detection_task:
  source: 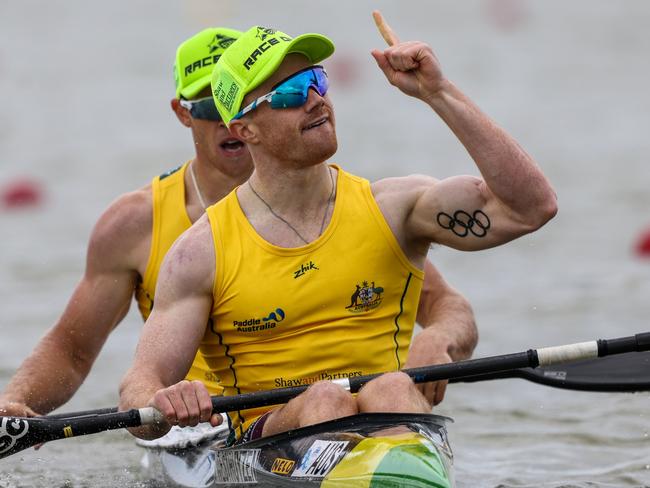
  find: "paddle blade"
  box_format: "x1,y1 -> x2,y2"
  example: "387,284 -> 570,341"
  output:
453,351 -> 650,392
0,417 -> 55,459
0,409 -> 144,459
521,351 -> 650,391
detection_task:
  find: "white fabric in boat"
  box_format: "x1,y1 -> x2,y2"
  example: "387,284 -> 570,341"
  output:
135,417 -> 228,449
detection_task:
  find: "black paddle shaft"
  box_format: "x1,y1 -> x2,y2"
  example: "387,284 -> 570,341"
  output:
209,351 -> 538,413
211,333 -> 650,413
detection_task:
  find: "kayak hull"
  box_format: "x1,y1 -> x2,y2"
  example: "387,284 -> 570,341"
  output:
141,413 -> 454,488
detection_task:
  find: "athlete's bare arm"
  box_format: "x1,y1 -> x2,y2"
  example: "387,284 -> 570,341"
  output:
370,12 -> 557,259
416,260 -> 477,359
0,188 -> 152,417
409,259 -> 477,405
119,216 -> 219,440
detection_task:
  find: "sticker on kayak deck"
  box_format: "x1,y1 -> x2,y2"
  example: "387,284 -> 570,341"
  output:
271,457 -> 295,475
292,440 -> 349,478
214,449 -> 260,484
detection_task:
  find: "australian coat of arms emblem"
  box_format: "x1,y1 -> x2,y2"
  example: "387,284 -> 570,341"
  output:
345,280 -> 383,313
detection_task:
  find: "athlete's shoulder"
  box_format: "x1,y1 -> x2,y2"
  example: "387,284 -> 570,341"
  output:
159,215 -> 215,294
337,166 -> 437,195
372,174 -> 438,196
86,186 -> 154,269
369,175 -> 439,236
97,185 -> 153,236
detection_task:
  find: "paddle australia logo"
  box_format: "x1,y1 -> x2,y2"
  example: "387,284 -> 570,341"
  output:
294,260 -> 319,279
233,308 -> 285,333
345,280 -> 384,313
292,440 -> 349,478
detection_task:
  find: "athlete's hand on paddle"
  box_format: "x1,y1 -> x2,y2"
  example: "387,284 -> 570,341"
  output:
0,401 -> 47,449
149,380 -> 222,429
404,329 -> 453,406
371,10 -> 447,103
0,400 -> 39,418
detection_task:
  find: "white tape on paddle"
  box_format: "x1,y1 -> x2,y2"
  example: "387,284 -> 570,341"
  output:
536,340 -> 599,366
332,378 -> 351,390
139,407 -> 165,425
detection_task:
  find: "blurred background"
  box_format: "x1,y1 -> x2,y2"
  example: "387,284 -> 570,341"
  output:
1,0 -> 649,486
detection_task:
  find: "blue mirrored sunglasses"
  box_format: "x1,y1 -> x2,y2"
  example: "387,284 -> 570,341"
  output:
179,96 -> 222,121
232,65 -> 328,121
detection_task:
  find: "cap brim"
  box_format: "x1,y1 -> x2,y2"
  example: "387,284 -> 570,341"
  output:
286,33 -> 335,65
247,33 -> 335,104
178,74 -> 212,99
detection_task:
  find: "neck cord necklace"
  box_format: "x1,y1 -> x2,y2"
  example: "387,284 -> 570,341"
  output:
189,160 -> 208,210
248,168 -> 335,245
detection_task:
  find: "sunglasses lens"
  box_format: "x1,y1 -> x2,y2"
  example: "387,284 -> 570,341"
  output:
270,67 -> 329,109
312,67 -> 329,96
188,98 -> 222,121
270,92 -> 305,109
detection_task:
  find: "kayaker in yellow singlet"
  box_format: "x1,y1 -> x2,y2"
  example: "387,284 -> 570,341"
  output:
0,27 -> 476,421
119,13 -> 556,442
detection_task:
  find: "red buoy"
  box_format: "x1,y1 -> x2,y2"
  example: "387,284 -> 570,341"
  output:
1,179 -> 43,208
634,227 -> 650,258
485,0 -> 528,32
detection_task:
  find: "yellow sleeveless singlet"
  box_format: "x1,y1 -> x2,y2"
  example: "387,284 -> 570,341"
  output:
202,165 -> 424,438
135,162 -> 222,394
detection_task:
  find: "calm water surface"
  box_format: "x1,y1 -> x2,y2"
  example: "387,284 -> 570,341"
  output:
1,1 -> 649,486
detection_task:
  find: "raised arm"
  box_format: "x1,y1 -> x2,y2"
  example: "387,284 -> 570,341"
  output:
119,216 -> 219,439
0,192 -> 150,417
408,259 -> 478,405
371,11 -> 557,253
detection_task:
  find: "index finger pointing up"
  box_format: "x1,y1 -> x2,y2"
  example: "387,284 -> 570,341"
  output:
372,10 -> 400,47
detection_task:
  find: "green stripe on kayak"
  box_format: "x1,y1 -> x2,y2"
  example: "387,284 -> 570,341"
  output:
368,439 -> 451,488
321,432 -> 451,487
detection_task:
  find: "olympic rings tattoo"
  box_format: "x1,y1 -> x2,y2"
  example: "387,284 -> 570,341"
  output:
436,210 -> 491,238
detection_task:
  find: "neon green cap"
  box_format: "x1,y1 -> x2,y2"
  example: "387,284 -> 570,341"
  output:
211,26 -> 335,124
173,27 -> 242,99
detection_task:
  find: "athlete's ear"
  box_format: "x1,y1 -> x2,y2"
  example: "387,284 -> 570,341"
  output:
228,119 -> 259,145
171,98 -> 192,128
